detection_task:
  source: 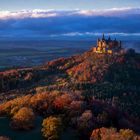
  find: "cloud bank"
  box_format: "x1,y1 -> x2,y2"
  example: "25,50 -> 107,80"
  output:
0,8 -> 140,19
0,8 -> 140,40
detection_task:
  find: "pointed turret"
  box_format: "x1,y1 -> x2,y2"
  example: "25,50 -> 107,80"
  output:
108,36 -> 111,41
97,38 -> 100,47
102,33 -> 105,40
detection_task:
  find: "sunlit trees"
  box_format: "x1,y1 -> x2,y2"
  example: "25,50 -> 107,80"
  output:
91,127 -> 119,140
30,92 -> 49,114
53,93 -> 72,110
119,129 -> 136,140
0,95 -> 32,116
11,107 -> 35,130
90,127 -> 140,140
42,116 -> 63,140
10,106 -> 20,116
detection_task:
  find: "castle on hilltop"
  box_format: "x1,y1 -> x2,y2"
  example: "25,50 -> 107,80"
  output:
93,34 -> 123,54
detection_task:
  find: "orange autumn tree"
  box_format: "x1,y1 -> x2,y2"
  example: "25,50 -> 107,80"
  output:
42,116 -> 63,140
90,127 -> 140,140
11,107 -> 35,130
53,93 -> 72,110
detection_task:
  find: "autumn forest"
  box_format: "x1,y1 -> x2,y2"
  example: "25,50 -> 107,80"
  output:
0,47 -> 140,140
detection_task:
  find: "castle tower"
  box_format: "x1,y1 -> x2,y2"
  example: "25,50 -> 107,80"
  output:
97,38 -> 100,47
94,34 -> 122,54
102,41 -> 106,48
102,33 -> 105,40
108,36 -> 111,41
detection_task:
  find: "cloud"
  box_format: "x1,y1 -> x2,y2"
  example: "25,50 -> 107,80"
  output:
76,7 -> 140,16
0,9 -> 59,19
0,8 -> 140,40
51,32 -> 140,37
0,7 -> 140,19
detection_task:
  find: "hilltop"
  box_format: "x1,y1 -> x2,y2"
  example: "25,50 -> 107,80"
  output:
0,47 -> 140,140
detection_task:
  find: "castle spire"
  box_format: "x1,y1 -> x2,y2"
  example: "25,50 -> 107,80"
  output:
102,33 -> 105,40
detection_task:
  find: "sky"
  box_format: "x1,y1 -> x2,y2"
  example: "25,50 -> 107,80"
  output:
0,0 -> 140,40
0,0 -> 140,11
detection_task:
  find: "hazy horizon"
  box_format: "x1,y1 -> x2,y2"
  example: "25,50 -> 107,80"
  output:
0,0 -> 140,68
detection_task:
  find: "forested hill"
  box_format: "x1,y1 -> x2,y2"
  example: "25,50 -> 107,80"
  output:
0,47 -> 140,93
0,47 -> 140,140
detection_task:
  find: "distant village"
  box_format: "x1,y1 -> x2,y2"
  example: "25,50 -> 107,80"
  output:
93,34 -> 124,54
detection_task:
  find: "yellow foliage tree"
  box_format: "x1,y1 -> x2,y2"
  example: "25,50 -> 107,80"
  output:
11,107 -> 35,130
42,116 -> 63,140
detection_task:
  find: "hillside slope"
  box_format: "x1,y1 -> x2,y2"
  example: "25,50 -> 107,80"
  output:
0,47 -> 140,139
0,48 -> 140,114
